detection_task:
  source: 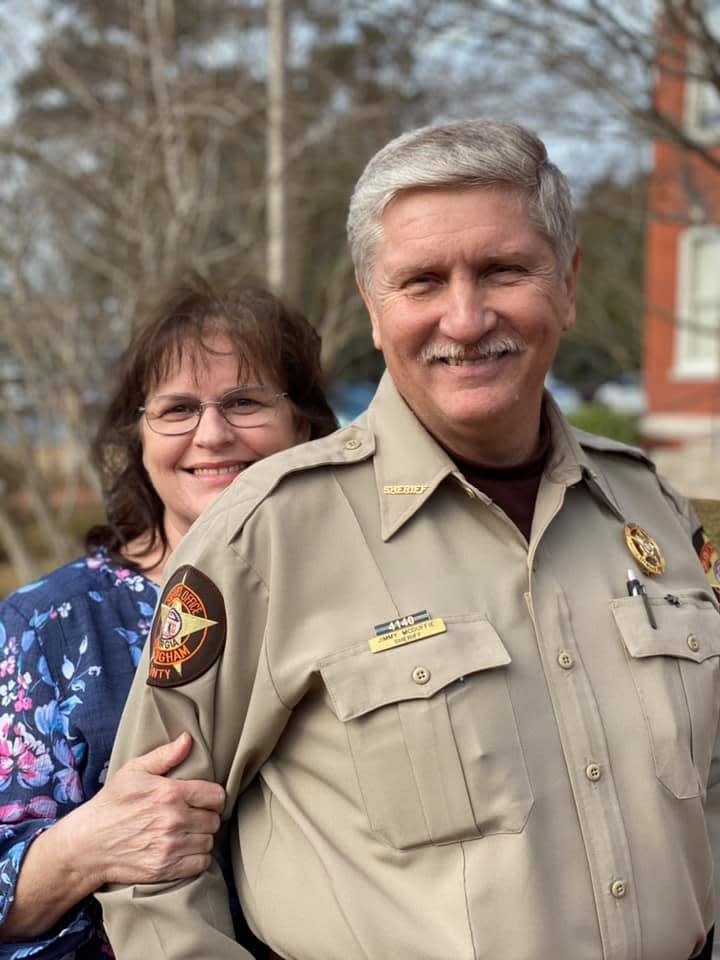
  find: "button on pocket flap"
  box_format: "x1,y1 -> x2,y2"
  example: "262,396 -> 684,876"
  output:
611,595 -> 720,663
320,618 -> 510,721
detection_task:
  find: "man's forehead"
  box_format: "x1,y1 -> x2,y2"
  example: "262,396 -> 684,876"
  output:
377,186 -> 544,269
382,182 -> 528,224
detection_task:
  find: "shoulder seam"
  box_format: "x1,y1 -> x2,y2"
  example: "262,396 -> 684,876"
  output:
574,428 -> 652,464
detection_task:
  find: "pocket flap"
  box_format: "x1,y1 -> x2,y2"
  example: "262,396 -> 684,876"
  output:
611,594 -> 720,663
320,617 -> 510,721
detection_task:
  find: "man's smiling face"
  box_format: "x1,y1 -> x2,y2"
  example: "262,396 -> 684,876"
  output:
359,185 -> 579,464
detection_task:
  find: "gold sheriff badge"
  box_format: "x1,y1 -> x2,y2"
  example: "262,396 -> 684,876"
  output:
624,522 -> 666,576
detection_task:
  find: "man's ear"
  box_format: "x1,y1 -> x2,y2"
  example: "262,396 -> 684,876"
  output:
356,270 -> 382,351
560,246 -> 581,333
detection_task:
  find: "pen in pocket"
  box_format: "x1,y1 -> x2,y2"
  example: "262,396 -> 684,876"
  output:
626,568 -> 657,629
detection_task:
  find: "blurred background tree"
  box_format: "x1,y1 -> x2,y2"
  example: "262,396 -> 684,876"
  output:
0,0 -> 717,587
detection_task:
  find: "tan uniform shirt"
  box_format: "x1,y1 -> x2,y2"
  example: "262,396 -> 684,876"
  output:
99,373 -> 720,960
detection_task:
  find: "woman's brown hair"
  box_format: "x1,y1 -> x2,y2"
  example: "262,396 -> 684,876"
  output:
85,276 -> 338,568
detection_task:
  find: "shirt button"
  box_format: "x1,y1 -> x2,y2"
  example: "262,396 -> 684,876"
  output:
558,651 -> 574,670
344,438 -> 361,450
412,666 -> 431,685
610,879 -> 627,899
687,633 -> 700,653
585,762 -> 602,782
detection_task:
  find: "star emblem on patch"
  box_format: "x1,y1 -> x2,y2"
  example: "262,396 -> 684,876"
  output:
147,565 -> 226,687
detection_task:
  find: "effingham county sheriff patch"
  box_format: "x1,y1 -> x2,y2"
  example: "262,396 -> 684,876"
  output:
147,565 -> 226,687
696,530 -> 720,601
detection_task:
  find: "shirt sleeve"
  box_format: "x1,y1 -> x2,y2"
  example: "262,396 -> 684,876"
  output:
708,729 -> 720,959
0,595 -> 96,958
690,513 -> 720,955
658,488 -> 720,952
98,524 -> 291,960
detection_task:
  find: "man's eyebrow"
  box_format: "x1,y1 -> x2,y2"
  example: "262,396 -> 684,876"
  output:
384,261 -> 442,282
384,248 -> 534,281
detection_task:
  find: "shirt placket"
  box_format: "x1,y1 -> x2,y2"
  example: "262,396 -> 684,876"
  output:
528,479 -> 642,960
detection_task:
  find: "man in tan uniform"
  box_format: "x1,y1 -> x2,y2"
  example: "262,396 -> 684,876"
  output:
99,119 -> 720,960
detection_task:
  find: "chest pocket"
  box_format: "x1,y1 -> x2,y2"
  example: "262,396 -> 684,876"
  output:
611,593 -> 720,799
319,616 -> 533,850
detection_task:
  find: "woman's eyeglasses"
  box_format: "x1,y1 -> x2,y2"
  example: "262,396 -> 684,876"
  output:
139,386 -> 289,436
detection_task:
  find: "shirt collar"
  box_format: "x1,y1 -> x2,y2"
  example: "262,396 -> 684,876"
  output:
366,373 -> 625,540
367,372 -> 456,541
542,395 -> 625,520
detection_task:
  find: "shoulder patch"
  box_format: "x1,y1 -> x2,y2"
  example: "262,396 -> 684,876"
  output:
147,565 -> 226,687
693,527 -> 720,601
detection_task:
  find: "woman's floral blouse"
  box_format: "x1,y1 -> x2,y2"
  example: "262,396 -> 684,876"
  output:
0,550 -> 158,959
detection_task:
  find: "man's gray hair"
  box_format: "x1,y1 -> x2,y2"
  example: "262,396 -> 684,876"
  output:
347,118 -> 576,292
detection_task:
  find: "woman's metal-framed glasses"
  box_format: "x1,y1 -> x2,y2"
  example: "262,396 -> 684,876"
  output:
139,386 -> 289,436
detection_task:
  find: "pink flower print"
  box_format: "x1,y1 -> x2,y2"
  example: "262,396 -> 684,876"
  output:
0,714 -> 53,790
116,568 -> 131,581
0,794 -> 57,821
0,656 -> 16,678
27,794 -> 57,818
13,694 -> 32,712
17,744 -> 53,788
0,800 -> 26,822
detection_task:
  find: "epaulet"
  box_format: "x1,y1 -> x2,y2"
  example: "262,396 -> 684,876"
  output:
573,427 -> 690,518
572,427 -> 654,468
191,421 -> 375,543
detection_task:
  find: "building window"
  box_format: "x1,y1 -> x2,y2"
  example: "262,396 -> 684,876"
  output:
684,0 -> 720,136
675,226 -> 720,378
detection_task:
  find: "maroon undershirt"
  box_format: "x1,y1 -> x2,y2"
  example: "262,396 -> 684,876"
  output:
444,412 -> 552,543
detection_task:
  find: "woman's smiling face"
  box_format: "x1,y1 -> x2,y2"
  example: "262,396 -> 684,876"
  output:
140,333 -> 308,550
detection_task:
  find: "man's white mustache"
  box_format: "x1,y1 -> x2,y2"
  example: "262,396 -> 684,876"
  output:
418,336 -> 528,364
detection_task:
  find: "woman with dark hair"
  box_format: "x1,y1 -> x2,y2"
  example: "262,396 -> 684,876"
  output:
0,279 -> 337,958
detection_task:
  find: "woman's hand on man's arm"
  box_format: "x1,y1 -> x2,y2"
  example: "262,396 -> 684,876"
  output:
1,732 -> 225,940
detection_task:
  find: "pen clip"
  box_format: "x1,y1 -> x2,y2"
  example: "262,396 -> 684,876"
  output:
626,568 -> 657,630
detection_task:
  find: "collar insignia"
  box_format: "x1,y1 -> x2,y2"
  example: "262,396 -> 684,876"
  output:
383,484 -> 428,495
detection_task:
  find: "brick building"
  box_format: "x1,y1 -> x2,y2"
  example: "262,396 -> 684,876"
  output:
642,3 -> 720,478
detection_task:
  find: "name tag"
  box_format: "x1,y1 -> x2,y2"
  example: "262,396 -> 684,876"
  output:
369,610 -> 447,653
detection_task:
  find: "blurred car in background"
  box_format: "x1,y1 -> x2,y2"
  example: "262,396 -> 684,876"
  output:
593,372 -> 646,416
328,380 -> 378,427
544,374 -> 582,415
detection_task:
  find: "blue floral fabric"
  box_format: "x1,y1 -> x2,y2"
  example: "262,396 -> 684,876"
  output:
0,550 -> 158,959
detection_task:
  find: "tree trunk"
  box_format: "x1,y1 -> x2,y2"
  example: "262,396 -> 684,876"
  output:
0,504 -> 38,590
266,0 -> 287,294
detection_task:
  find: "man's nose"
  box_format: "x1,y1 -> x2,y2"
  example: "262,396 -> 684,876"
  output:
438,278 -> 499,342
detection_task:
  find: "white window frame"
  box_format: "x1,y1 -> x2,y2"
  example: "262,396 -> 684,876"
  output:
673,225 -> 720,380
683,0 -> 720,140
